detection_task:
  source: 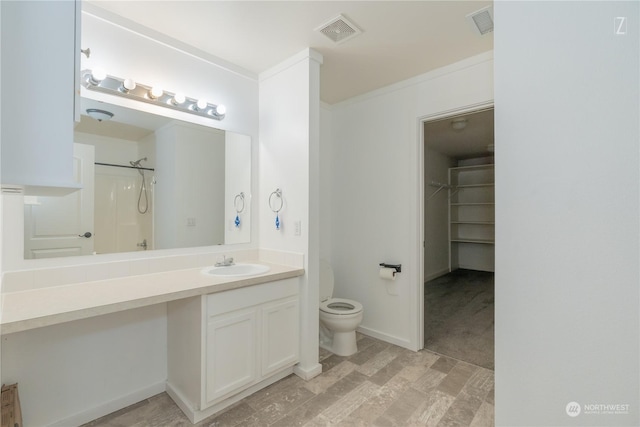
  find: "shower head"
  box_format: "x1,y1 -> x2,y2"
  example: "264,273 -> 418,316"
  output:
130,157 -> 147,168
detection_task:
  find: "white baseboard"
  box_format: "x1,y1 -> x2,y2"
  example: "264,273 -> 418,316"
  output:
166,382 -> 198,424
357,326 -> 414,351
293,362 -> 322,380
167,367 -> 294,424
424,268 -> 450,282
48,381 -> 166,427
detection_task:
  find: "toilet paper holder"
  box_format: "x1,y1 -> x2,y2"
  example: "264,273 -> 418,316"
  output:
379,263 -> 401,273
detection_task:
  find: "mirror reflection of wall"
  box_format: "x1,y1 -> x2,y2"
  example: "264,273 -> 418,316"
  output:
23,100 -> 251,260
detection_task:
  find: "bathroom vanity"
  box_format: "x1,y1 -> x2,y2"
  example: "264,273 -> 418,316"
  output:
167,277 -> 299,423
0,258 -> 304,424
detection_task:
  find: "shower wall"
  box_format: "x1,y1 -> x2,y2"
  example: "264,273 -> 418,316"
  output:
75,132 -> 155,254
94,166 -> 153,254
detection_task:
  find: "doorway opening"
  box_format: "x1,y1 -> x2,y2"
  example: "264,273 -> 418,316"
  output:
422,107 -> 494,370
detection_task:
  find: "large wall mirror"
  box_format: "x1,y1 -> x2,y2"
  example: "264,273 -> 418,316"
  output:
23,98 -> 251,259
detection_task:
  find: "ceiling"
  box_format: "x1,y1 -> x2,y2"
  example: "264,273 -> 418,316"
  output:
87,1 -> 493,105
424,108 -> 494,159
76,98 -> 171,140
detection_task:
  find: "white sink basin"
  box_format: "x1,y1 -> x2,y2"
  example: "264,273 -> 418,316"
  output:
202,263 -> 270,277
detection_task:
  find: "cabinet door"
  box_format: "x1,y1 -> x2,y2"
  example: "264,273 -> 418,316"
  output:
1,0 -> 78,192
261,298 -> 299,377
205,309 -> 257,405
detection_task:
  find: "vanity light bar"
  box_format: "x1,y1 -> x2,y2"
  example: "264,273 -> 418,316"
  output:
81,69 -> 226,121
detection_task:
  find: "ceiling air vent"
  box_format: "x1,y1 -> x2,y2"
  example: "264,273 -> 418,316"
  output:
316,14 -> 362,44
466,6 -> 494,36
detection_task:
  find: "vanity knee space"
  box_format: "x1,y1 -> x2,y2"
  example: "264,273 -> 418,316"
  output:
166,278 -> 300,423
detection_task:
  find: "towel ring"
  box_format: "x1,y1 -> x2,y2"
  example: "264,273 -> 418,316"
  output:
269,188 -> 283,213
234,192 -> 245,213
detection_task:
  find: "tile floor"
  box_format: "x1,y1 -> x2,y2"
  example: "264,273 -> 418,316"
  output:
84,335 -> 494,427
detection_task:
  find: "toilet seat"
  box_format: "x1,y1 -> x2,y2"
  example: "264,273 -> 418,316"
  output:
320,298 -> 363,315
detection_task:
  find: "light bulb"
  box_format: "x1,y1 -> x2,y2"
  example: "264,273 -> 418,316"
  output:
119,78 -> 136,93
89,68 -> 106,85
196,99 -> 208,110
215,104 -> 227,115
172,93 -> 186,105
149,86 -> 163,99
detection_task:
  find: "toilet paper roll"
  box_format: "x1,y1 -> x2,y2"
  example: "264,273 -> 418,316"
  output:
379,267 -> 396,281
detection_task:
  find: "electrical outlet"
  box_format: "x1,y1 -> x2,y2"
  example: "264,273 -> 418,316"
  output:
187,217 -> 196,226
294,220 -> 301,236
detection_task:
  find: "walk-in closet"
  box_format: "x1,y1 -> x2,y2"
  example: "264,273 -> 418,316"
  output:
423,108 -> 495,370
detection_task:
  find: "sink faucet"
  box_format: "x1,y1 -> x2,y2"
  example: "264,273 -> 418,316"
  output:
215,255 -> 235,267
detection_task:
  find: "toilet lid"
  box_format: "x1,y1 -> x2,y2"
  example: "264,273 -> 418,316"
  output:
319,259 -> 334,302
320,298 -> 363,315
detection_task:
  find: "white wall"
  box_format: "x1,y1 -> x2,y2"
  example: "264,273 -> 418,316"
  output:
424,148 -> 455,281
0,6 -> 259,426
224,132 -> 252,245
319,104 -> 333,261
494,2 -> 639,426
329,52 -> 493,350
1,305 -> 167,427
258,49 -> 323,379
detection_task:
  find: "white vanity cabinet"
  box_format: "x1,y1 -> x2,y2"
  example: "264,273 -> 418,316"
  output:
0,0 -> 81,195
167,278 -> 300,423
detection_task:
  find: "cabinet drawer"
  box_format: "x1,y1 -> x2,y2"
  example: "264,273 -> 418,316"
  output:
207,278 -> 298,317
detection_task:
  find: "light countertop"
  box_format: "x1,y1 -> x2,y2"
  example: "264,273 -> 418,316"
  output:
0,262 -> 304,335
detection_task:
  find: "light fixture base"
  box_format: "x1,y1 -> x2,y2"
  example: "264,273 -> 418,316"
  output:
81,70 -> 225,121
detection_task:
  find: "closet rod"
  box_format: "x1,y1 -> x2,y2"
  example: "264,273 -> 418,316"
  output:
95,162 -> 155,172
428,180 -> 454,189
427,180 -> 458,201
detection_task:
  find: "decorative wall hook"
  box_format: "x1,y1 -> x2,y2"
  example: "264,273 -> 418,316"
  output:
269,188 -> 283,230
234,192 -> 245,228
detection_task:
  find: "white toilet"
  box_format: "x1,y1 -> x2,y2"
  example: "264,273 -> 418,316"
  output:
319,259 -> 363,356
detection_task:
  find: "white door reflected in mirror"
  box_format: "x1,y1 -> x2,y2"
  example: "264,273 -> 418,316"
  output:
24,144 -> 95,259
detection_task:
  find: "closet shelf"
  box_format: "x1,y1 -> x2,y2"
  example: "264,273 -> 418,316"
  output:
450,164 -> 495,172
451,221 -> 495,225
450,202 -> 495,206
448,163 -> 495,272
455,183 -> 494,188
451,238 -> 495,245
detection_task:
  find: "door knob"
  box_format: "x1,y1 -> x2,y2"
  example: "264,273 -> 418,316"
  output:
79,232 -> 92,238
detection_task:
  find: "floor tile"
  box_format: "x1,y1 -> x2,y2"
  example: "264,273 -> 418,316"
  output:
83,337 -> 495,427
437,361 -> 478,397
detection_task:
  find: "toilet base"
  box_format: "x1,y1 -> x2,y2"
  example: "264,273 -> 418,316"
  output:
326,330 -> 358,357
